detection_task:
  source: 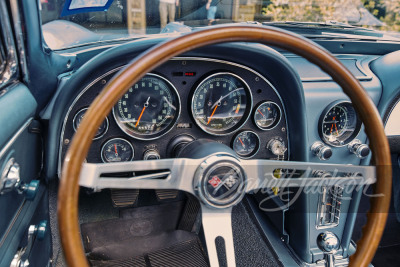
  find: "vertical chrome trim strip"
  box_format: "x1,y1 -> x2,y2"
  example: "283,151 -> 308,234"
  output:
0,0 -> 18,89
10,0 -> 29,84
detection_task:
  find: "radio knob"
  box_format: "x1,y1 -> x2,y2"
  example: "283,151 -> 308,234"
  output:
311,141 -> 332,161
348,139 -> 370,159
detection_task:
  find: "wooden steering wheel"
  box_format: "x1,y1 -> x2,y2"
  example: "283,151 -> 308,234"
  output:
58,25 -> 391,267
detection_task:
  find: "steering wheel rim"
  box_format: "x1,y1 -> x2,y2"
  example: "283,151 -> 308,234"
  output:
59,25 -> 391,267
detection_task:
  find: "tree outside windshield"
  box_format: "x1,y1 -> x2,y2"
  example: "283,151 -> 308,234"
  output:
40,0 -> 400,49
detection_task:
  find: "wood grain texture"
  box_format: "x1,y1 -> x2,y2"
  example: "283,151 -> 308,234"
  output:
58,25 -> 391,267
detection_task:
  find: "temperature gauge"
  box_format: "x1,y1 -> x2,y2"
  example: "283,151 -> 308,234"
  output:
254,101 -> 281,130
232,131 -> 260,158
101,138 -> 134,163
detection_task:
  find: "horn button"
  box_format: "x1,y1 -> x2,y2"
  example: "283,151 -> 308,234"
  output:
194,156 -> 246,209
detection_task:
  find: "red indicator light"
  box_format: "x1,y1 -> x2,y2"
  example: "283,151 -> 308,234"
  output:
184,72 -> 196,76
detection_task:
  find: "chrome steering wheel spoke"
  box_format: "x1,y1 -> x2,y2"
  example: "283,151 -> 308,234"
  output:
78,158 -> 201,193
201,205 -> 235,267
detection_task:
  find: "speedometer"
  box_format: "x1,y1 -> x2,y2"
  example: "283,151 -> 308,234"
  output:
113,74 -> 180,140
191,72 -> 252,135
319,101 -> 362,147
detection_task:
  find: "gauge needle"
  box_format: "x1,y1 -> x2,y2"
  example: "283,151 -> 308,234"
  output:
207,104 -> 218,125
257,109 -> 265,118
114,144 -> 118,155
135,97 -> 150,127
330,116 -> 335,134
238,137 -> 245,148
334,122 -> 339,136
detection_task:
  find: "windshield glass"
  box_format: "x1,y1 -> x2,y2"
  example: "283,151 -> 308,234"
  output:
41,0 -> 400,50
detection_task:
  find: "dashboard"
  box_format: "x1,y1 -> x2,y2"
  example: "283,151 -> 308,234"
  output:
54,42 -> 383,177
59,58 -> 289,166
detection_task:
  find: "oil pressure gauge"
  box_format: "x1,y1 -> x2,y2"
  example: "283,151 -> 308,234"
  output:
232,131 -> 260,158
101,138 -> 134,163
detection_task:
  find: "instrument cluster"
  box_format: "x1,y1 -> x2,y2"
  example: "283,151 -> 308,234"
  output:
60,58 -> 289,166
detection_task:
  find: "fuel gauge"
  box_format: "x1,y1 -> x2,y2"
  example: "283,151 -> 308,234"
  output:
232,131 -> 260,158
254,101 -> 281,130
101,138 -> 134,163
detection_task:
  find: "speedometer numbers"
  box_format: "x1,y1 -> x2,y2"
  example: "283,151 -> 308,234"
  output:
113,74 -> 180,140
191,73 -> 252,135
319,101 -> 361,147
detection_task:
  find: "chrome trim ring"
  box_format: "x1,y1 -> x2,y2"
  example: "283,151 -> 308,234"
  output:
112,73 -> 181,141
191,72 -> 253,136
253,101 -> 282,131
100,138 -> 134,163
231,130 -> 260,159
72,108 -> 109,140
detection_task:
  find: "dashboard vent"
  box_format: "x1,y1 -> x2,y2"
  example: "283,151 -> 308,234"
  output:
316,186 -> 343,229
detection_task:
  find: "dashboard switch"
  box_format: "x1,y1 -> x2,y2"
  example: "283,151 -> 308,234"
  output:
348,139 -> 370,159
143,150 -> 161,160
311,141 -> 332,161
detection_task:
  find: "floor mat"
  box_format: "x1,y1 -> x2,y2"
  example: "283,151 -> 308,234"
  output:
90,232 -> 209,267
81,201 -> 184,253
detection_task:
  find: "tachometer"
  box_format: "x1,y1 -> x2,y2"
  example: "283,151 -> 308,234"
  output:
319,101 -> 362,147
191,72 -> 252,135
113,74 -> 180,140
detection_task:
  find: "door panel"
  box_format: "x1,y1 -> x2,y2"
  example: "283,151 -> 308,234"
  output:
0,1 -> 50,266
0,84 -> 49,266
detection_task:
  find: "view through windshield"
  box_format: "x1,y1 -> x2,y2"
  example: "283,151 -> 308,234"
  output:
41,0 -> 400,49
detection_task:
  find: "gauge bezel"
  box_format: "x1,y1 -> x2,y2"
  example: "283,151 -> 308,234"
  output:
112,73 -> 181,141
73,107 -> 109,140
100,138 -> 134,163
190,72 -> 253,136
231,130 -> 260,159
318,100 -> 362,147
253,101 -> 282,131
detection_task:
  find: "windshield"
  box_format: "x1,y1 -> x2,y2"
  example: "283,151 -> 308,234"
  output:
40,0 -> 400,50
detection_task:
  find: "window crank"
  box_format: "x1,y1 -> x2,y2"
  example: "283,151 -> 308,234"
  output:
10,221 -> 47,267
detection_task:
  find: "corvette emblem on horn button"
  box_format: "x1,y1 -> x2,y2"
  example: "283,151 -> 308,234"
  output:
195,155 -> 247,209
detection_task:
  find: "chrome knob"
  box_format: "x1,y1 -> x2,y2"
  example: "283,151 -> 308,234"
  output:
317,232 -> 340,253
143,150 -> 160,160
311,142 -> 332,161
317,231 -> 340,267
267,138 -> 287,156
348,139 -> 370,159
